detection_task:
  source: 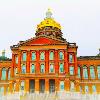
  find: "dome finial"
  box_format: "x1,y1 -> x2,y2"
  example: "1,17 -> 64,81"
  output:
46,8 -> 52,18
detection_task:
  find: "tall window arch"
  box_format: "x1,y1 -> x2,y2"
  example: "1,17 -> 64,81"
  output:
21,64 -> 26,74
8,68 -> 11,80
30,64 -> 35,73
69,54 -> 73,63
32,52 -> 36,61
49,64 -> 54,73
40,64 -> 45,73
85,86 -> 89,93
90,66 -> 95,79
22,52 -> 26,61
70,66 -> 74,75
49,51 -> 54,60
97,65 -> 100,79
83,66 -> 88,79
92,85 -> 96,93
1,68 -> 6,80
78,66 -> 81,78
59,63 -> 64,73
59,51 -> 64,60
40,52 -> 45,60
20,81 -> 25,91
70,82 -> 74,92
60,81 -> 64,91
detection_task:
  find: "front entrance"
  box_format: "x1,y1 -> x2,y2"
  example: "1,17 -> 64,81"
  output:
39,79 -> 45,93
29,79 -> 35,93
49,79 -> 55,93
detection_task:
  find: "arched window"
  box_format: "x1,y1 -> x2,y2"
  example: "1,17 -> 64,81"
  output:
90,66 -> 95,79
70,66 -> 74,75
78,67 -> 81,78
59,51 -> 64,60
40,52 -> 45,60
31,64 -> 35,73
85,86 -> 89,93
0,87 -> 4,95
15,56 -> 18,64
22,64 -> 26,74
40,64 -> 45,73
20,81 -> 25,90
14,67 -> 18,75
60,81 -> 64,91
92,85 -> 96,93
49,51 -> 54,60
97,65 -> 100,79
49,64 -> 54,73
22,52 -> 26,61
70,82 -> 74,92
32,52 -> 36,61
1,68 -> 6,80
69,54 -> 73,63
59,63 -> 64,73
8,68 -> 11,80
83,66 -> 88,79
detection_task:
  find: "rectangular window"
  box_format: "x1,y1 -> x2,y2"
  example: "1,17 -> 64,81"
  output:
60,81 -> 64,91
40,64 -> 45,73
78,67 -> 81,78
21,81 -> 25,90
22,52 -> 26,61
59,63 -> 64,73
97,66 -> 100,79
69,54 -> 73,63
32,52 -> 36,61
70,66 -> 74,75
85,86 -> 88,93
49,64 -> 54,73
92,85 -> 96,92
15,56 -> 18,64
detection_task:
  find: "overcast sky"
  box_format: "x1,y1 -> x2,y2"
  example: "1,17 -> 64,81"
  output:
0,0 -> 100,58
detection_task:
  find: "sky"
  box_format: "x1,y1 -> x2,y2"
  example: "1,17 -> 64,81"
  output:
0,0 -> 100,58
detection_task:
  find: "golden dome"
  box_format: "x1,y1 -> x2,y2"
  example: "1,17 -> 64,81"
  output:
37,9 -> 61,30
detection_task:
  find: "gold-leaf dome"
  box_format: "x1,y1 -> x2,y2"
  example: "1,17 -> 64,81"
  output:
37,9 -> 61,30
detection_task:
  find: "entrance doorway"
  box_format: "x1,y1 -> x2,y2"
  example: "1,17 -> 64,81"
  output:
39,79 -> 45,93
29,79 -> 35,93
49,79 -> 55,93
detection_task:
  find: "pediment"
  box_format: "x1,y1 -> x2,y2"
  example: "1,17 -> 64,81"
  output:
19,36 -> 67,46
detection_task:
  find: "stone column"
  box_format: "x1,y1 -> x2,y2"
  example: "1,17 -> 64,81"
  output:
25,79 -> 29,93
45,78 -> 49,93
35,79 -> 39,93
0,68 -> 2,80
11,54 -> 15,77
55,78 -> 59,92
18,51 -> 21,74
65,79 -> 70,92
55,50 -> 59,73
27,50 -> 30,73
74,53 -> 78,76
15,80 -> 20,93
36,50 -> 40,74
45,50 -> 49,74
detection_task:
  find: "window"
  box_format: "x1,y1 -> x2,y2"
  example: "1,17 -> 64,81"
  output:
49,64 -> 54,73
20,81 -> 25,90
22,52 -> 26,61
70,66 -> 74,75
40,52 -> 45,60
69,54 -> 73,63
14,67 -> 18,75
32,52 -> 36,61
31,64 -> 35,73
97,65 -> 100,79
83,66 -> 88,79
85,86 -> 88,93
49,51 -> 54,60
15,56 -> 18,64
60,81 -> 64,91
59,51 -> 64,60
0,87 -> 4,95
70,82 -> 74,92
13,83 -> 16,92
90,66 -> 95,79
40,64 -> 45,73
59,63 -> 64,73
92,85 -> 96,93
1,68 -> 6,80
78,67 -> 81,78
8,68 -> 11,80
22,64 -> 26,74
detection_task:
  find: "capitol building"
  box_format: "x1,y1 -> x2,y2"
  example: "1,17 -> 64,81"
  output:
0,9 -> 100,100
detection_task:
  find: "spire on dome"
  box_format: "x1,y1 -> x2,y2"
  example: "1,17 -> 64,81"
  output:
46,8 -> 52,18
